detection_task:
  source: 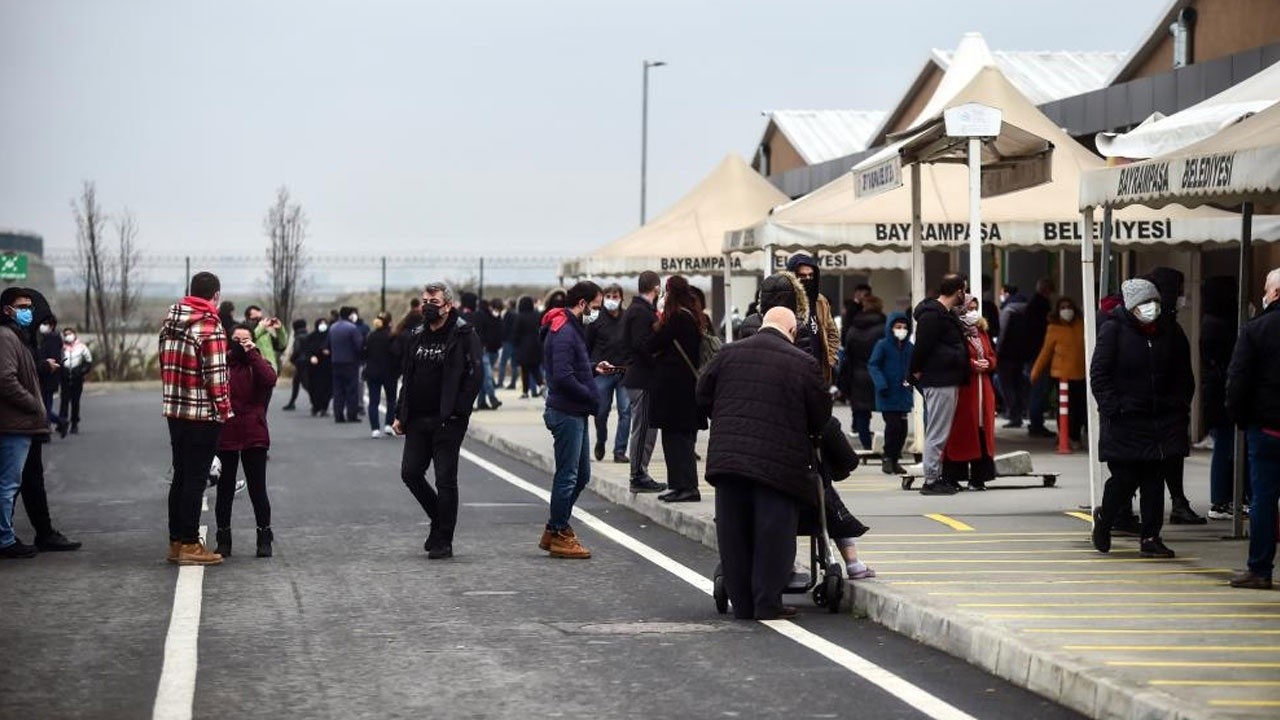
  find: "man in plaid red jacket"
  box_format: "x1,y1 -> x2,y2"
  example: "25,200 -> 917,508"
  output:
159,272 -> 231,566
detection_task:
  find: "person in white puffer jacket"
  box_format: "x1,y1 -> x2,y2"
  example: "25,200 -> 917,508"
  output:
59,328 -> 92,436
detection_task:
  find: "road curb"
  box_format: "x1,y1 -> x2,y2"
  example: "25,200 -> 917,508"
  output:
465,423 -> 1207,720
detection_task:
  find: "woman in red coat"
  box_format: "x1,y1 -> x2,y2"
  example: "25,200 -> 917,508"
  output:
214,324 -> 278,558
943,297 -> 998,490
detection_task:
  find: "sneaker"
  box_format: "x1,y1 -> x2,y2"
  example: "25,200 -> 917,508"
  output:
0,540 -> 37,559
1192,435 -> 1215,451
1002,420 -> 1024,429
383,425 -> 395,435
427,544 -> 453,560
1207,503 -> 1233,520
173,541 -> 223,566
282,403 -> 296,411
1229,571 -> 1273,590
967,480 -> 988,491
594,441 -> 605,462
1091,510 -> 1111,554
1169,503 -> 1207,525
490,400 -> 503,410
1139,538 -> 1175,559
548,529 -> 591,559
371,429 -> 383,439
919,482 -> 958,496
34,530 -> 81,552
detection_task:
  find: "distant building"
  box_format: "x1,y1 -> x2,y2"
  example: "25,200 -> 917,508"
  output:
0,230 -> 56,296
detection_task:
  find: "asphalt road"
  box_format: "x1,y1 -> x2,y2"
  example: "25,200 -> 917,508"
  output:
0,388 -> 1086,720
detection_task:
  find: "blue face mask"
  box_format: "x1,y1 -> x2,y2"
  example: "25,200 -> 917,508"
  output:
11,307 -> 33,327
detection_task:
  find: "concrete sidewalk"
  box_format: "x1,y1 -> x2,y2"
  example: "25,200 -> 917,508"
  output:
468,386 -> 1277,720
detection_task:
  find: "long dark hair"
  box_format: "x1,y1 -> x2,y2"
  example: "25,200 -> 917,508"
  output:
659,275 -> 701,329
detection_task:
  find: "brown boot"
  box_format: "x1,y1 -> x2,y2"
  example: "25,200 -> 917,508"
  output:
174,541 -> 223,566
166,540 -> 181,564
548,529 -> 591,559
539,525 -> 574,552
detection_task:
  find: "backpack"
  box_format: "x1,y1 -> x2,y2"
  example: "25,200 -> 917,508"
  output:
673,308 -> 722,377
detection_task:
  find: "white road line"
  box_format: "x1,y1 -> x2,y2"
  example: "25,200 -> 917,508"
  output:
460,449 -> 979,720
152,524 -> 208,720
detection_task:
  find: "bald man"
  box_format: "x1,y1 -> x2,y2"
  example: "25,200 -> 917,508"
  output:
696,304 -> 831,620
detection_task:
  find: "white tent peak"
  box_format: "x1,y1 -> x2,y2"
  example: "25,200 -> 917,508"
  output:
909,33 -> 999,130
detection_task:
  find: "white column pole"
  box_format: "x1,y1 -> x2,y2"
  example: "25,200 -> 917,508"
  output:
911,162 -> 926,456
968,137 -> 983,309
1080,208 -> 1102,517
722,256 -> 733,341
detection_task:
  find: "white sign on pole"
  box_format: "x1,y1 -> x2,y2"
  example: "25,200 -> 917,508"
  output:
944,103 -> 1002,138
854,156 -> 903,199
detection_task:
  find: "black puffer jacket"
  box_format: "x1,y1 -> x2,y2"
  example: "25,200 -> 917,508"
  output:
1200,276 -> 1237,428
620,296 -> 658,390
1091,306 -> 1194,462
909,299 -> 968,388
697,327 -> 831,505
840,311 -> 886,412
1226,301 -> 1280,430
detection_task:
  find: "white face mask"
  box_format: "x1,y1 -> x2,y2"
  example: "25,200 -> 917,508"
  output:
583,308 -> 600,325
1059,308 -> 1076,322
317,323 -> 329,333
1135,301 -> 1161,324
603,298 -> 621,312
38,324 -> 51,334
348,313 -> 359,323
892,327 -> 909,341
961,310 -> 980,326
64,333 -> 75,343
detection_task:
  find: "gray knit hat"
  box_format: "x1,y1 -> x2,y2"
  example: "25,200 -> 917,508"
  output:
1122,278 -> 1160,310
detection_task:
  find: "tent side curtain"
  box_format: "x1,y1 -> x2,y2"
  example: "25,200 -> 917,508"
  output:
1080,143 -> 1280,210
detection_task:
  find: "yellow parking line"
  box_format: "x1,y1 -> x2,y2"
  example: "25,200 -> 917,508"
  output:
1153,680 -> 1280,687
866,549 -> 1099,555
1068,645 -> 1280,652
875,558 -> 1197,564
871,532 -> 1080,537
877,569 -> 1231,576
923,514 -> 974,531
994,613 -> 1280,620
964,601 -> 1278,608
1110,661 -> 1280,668
1209,700 -> 1280,707
934,591 -> 1236,597
899,580 -> 1225,586
860,538 -> 1091,545
1029,629 -> 1280,635
1064,511 -> 1094,523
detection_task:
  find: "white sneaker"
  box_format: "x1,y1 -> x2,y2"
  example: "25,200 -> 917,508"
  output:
383,425 -> 395,435
234,477 -> 246,494
1192,436 -> 1215,451
371,429 -> 382,439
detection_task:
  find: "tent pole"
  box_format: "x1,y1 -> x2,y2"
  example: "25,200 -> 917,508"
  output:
1100,206 -> 1113,295
763,243 -> 775,285
722,258 -> 733,341
911,162 -> 925,458
1080,208 -> 1101,518
968,137 -> 983,309
1232,202 -> 1253,539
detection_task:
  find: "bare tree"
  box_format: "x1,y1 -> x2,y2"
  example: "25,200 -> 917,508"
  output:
72,183 -> 147,379
264,186 -> 308,327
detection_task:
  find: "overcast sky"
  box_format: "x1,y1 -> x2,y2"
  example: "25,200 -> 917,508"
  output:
1,0 -> 1166,261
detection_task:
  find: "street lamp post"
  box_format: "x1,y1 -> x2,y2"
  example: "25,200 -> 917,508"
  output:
640,59 -> 666,225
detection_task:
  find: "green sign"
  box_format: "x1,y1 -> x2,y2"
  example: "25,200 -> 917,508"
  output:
0,253 -> 28,281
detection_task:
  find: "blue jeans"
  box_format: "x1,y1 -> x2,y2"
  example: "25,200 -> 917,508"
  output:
480,351 -> 500,406
1210,422 -> 1251,506
1246,427 -> 1280,579
545,408 -> 590,531
0,434 -> 34,547
1027,371 -> 1053,431
593,373 -> 631,456
367,378 -> 397,430
498,342 -> 516,386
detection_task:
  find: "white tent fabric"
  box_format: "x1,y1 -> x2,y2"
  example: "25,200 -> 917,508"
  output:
1096,60 -> 1280,159
564,154 -> 788,278
726,66 -> 1273,255
1082,100 -> 1280,210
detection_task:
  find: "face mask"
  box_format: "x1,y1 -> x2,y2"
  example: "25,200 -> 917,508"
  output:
38,323 -> 51,334
999,294 -> 1009,306
583,308 -> 600,325
348,313 -> 359,323
229,344 -> 248,360
317,323 -> 329,333
961,310 -> 980,326
892,327 -> 909,341
800,276 -> 816,290
603,298 -> 620,312
422,304 -> 443,324
64,333 -> 76,343
1059,308 -> 1076,322
11,307 -> 33,327
1135,301 -> 1161,324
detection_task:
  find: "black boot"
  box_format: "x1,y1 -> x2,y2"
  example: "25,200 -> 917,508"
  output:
881,457 -> 898,475
256,527 -> 273,558
214,528 -> 232,557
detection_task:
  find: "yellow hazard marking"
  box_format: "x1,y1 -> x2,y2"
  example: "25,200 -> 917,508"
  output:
869,532 -> 1080,538
1152,680 -> 1280,687
922,514 -> 974,531
963,601 -> 1279,608
859,538 -> 1092,545
1209,700 -> 1280,708
994,613 -> 1280,620
1064,511 -> 1094,523
1067,645 -> 1280,652
865,549 -> 1099,555
876,568 -> 1232,576
1109,660 -> 1280,668
898,580 -> 1225,586
933,591 -> 1237,597
1031,629 -> 1280,635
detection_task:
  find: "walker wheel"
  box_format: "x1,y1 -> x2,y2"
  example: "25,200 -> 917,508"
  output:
713,573 -> 728,615
901,476 -> 915,491
812,583 -> 828,608
1043,475 -> 1058,487
825,574 -> 844,613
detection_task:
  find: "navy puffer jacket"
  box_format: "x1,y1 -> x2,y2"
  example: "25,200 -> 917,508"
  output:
867,312 -> 914,413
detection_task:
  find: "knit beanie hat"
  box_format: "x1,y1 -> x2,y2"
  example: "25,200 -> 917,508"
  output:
1121,278 -> 1160,310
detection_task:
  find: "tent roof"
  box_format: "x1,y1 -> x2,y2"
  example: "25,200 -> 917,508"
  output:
566,154 -> 788,277
727,65 -> 1258,254
1097,59 -> 1280,159
1081,99 -> 1280,210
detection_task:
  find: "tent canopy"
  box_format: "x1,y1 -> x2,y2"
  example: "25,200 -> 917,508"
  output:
1081,100 -> 1280,210
1096,59 -> 1280,160
564,154 -> 787,278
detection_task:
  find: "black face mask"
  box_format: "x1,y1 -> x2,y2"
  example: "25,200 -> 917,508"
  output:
229,344 -> 248,361
423,304 -> 443,324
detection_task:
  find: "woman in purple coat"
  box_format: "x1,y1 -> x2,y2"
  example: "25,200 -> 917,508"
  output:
214,324 -> 278,558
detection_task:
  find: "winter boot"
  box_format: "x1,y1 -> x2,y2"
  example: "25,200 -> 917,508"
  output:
256,527 -> 274,558
881,457 -> 897,475
1169,502 -> 1208,525
214,528 -> 232,558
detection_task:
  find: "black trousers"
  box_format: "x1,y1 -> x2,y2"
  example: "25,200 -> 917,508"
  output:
167,419 -> 221,543
215,447 -> 271,530
59,378 -> 84,426
715,478 -> 799,620
18,440 -> 53,538
882,411 -> 908,461
332,362 -> 361,421
400,417 -> 467,545
942,428 -> 996,484
287,363 -> 307,406
521,364 -> 543,394
1102,460 -> 1165,540
661,429 -> 699,491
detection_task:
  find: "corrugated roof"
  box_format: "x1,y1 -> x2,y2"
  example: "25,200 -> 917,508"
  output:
765,110 -> 887,165
932,48 -> 1126,105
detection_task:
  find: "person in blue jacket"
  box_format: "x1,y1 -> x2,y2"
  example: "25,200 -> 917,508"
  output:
868,312 -> 915,475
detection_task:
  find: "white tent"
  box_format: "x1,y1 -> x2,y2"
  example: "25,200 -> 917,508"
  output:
562,154 -> 788,278
1096,59 -> 1280,160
